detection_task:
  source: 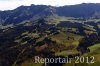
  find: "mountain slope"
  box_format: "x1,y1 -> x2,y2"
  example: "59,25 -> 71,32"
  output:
1,3 -> 100,25
0,3 -> 100,66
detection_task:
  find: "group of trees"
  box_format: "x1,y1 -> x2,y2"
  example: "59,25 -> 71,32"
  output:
77,33 -> 100,54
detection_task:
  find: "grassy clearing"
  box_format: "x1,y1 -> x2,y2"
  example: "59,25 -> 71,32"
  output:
55,50 -> 79,57
89,43 -> 100,52
82,43 -> 100,64
50,32 -> 82,46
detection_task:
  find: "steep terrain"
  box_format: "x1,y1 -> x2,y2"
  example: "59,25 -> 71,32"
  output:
0,3 -> 100,66
1,3 -> 100,25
